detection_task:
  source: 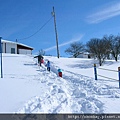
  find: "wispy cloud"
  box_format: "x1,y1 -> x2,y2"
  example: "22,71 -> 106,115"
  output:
44,34 -> 84,52
86,2 -> 120,24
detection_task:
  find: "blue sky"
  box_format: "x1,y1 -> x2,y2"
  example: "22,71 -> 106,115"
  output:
0,0 -> 120,57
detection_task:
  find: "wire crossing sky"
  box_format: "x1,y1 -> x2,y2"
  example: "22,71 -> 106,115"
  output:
0,0 -> 120,57
18,16 -> 53,41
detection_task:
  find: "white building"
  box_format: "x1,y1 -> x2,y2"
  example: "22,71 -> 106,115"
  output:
1,40 -> 33,55
77,52 -> 91,58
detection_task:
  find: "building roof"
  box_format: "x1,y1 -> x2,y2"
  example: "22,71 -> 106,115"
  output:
2,39 -> 33,50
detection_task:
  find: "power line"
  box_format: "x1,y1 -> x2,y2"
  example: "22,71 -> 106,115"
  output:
17,16 -> 53,41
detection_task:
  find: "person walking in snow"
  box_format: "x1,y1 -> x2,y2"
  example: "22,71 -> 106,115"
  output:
34,55 -> 43,66
47,61 -> 50,72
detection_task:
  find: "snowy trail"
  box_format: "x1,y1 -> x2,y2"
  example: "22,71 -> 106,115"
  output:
17,64 -> 73,113
62,70 -> 104,113
1,54 -> 120,113
62,70 -> 120,113
17,61 -> 104,113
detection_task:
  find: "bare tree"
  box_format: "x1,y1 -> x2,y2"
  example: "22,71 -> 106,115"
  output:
39,49 -> 45,56
86,38 -> 111,66
104,34 -> 120,61
65,42 -> 85,58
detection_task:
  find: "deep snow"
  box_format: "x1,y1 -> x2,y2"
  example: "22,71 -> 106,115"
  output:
0,53 -> 120,113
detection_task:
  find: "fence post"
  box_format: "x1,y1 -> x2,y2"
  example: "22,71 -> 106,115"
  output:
118,67 -> 120,88
0,37 -> 3,78
94,64 -> 97,80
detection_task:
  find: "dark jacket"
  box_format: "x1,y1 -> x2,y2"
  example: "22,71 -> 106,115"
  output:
34,55 -> 43,63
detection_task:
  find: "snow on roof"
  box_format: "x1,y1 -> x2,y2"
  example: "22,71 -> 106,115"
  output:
1,39 -> 33,49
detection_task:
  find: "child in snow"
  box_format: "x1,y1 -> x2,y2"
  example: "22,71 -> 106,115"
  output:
47,61 -> 50,72
58,68 -> 62,77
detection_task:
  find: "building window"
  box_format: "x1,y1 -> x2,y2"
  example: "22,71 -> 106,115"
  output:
11,48 -> 15,54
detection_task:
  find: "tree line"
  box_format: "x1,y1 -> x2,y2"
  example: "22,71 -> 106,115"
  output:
65,34 -> 120,66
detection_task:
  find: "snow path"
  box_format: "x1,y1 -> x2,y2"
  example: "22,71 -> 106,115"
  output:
2,54 -> 120,113
17,64 -> 72,113
17,58 -> 105,113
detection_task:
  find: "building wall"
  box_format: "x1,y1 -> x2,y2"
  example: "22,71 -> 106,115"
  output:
2,42 -> 17,54
2,41 -> 33,55
18,49 -> 32,55
77,54 -> 89,58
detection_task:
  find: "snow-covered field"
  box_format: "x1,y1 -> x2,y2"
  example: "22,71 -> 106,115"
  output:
0,53 -> 120,113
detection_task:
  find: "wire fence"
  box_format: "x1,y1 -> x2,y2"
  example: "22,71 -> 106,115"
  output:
94,64 -> 120,88
98,67 -> 118,72
97,74 -> 118,81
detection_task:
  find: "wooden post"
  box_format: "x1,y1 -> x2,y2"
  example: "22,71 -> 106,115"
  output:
94,64 -> 97,80
0,37 -> 3,78
118,67 -> 120,88
52,6 -> 60,58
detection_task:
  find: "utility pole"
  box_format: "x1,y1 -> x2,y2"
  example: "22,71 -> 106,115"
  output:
52,6 -> 60,58
0,37 -> 3,78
